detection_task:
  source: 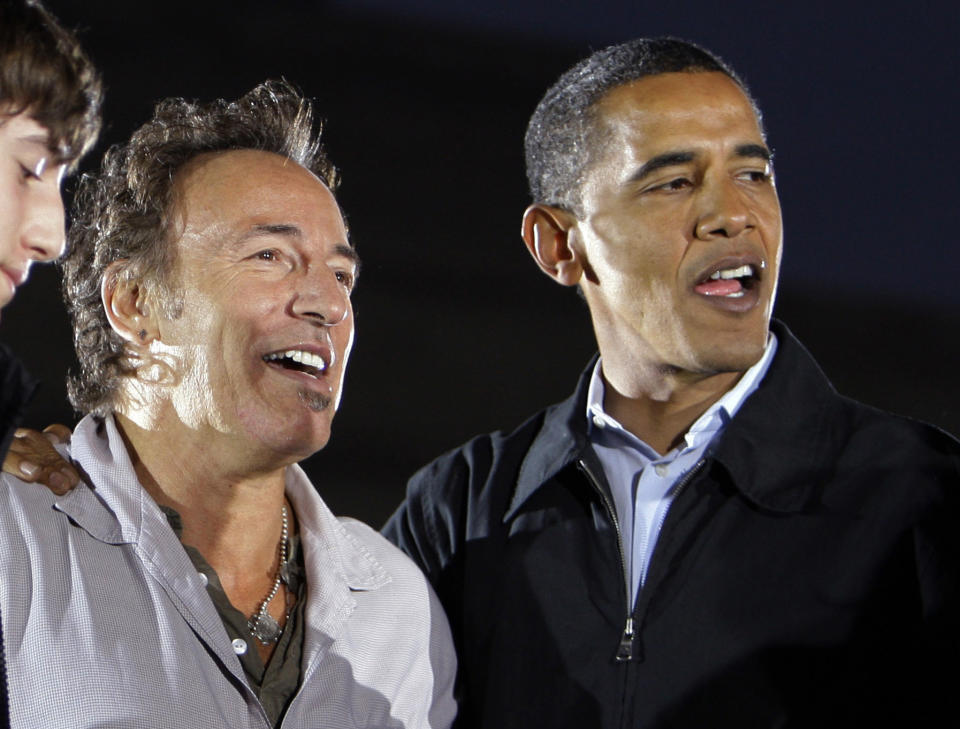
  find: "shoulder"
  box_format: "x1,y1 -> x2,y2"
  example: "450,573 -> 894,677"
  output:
406,403 -> 560,501
337,516 -> 455,655
0,471 -> 65,534
831,396 -> 960,484
333,519 -> 458,728
339,516 -> 453,614
339,515 -> 434,581
751,323 -> 960,474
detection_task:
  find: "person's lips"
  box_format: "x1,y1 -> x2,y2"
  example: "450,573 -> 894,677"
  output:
689,255 -> 767,313
0,266 -> 28,290
262,343 -> 333,379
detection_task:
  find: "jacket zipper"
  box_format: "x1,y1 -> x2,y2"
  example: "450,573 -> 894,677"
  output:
577,458 -> 635,662
579,457 -> 708,662
639,459 -> 706,587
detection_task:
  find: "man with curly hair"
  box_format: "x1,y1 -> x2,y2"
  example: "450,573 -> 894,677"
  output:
0,80 -> 456,728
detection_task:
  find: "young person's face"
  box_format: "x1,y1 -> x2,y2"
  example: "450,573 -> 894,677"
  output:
0,110 -> 67,313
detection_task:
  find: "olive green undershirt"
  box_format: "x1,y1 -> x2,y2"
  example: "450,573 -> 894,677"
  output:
162,507 -> 306,728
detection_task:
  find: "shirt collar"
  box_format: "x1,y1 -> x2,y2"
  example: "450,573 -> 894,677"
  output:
586,332 -> 779,454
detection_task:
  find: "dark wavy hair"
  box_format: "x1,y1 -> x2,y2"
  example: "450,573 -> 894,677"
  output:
524,37 -> 759,216
0,0 -> 101,165
63,80 -> 339,415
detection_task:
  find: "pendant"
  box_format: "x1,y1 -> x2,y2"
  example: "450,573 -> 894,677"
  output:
249,612 -> 282,645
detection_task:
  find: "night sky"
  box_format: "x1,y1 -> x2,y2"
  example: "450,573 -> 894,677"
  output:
3,0 -> 956,523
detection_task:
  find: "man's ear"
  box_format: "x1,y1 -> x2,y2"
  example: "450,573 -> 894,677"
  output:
101,261 -> 158,346
521,204 -> 583,287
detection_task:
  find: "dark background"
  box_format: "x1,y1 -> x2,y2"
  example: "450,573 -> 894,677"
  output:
2,0 -> 957,525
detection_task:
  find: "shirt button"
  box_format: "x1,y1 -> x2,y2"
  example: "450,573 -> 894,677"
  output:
232,638 -> 248,655
198,572 -> 208,587
654,463 -> 669,477
592,414 -> 605,428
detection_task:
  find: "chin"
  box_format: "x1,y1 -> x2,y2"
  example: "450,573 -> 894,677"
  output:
239,411 -> 334,464
698,338 -> 768,375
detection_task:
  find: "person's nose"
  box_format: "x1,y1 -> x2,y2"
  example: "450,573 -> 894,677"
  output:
21,178 -> 66,263
290,265 -> 351,327
693,177 -> 753,241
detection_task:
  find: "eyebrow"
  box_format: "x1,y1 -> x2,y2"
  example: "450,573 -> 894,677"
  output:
628,143 -> 773,184
243,224 -> 361,269
734,143 -> 773,163
628,152 -> 695,183
334,243 -> 362,272
247,223 -> 301,238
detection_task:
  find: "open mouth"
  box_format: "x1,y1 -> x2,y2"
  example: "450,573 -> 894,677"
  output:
694,263 -> 760,298
263,349 -> 329,378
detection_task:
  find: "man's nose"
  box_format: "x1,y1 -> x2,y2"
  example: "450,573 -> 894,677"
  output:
22,180 -> 67,262
291,267 -> 351,326
694,179 -> 753,241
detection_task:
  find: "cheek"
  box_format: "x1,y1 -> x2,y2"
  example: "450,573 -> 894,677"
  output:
331,321 -> 355,411
0,189 -> 22,259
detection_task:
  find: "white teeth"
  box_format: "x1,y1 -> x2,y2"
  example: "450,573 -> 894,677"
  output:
709,264 -> 754,280
264,349 -> 327,371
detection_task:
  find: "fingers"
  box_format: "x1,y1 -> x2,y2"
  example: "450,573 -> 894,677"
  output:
43,424 -> 73,444
4,426 -> 80,495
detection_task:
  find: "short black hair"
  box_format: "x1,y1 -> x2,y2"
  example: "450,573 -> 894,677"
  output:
524,37 -> 759,216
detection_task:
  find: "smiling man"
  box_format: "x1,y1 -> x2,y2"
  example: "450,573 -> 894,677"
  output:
0,81 -> 455,728
384,38 -> 959,727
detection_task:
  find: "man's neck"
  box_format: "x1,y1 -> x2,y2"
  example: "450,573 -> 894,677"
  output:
600,366 -> 743,456
112,411 -> 290,612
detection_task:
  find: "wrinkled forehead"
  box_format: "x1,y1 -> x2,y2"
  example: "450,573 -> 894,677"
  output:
170,149 -> 349,251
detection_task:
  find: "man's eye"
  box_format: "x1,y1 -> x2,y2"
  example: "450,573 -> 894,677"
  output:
738,169 -> 772,183
254,249 -> 280,261
650,177 -> 691,192
335,270 -> 355,291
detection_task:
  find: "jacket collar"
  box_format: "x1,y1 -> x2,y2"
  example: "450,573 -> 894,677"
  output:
507,321 -> 844,519
710,320 -> 843,512
507,357 -> 597,520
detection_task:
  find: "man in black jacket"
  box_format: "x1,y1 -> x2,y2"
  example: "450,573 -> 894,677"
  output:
383,38 -> 959,727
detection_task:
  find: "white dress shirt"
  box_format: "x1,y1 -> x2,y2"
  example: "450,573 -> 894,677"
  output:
0,414 -> 457,728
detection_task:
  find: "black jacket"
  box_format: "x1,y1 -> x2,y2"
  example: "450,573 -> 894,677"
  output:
0,344 -> 35,464
384,323 -> 960,728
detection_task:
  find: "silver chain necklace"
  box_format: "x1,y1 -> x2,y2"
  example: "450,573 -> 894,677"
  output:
247,505 -> 289,645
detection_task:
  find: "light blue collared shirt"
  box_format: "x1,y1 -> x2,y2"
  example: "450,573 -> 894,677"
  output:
586,334 -> 778,606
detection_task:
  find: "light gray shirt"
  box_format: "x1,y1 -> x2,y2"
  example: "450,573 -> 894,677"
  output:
0,414 -> 457,728
587,334 -> 778,605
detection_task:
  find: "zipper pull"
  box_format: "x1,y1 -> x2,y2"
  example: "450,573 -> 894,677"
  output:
615,617 -> 635,662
